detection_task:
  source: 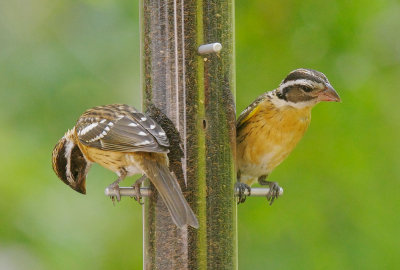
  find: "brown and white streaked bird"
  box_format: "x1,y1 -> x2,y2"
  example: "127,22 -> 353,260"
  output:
236,68 -> 341,204
52,104 -> 199,229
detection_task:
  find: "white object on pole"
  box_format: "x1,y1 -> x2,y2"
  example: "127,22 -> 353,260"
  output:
198,42 -> 222,54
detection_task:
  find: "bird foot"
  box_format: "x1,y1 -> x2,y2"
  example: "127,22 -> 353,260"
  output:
266,181 -> 281,205
107,182 -> 121,204
235,182 -> 251,204
131,175 -> 146,205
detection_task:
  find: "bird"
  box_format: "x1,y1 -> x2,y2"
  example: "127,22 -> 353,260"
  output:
236,68 -> 340,204
52,104 -> 199,229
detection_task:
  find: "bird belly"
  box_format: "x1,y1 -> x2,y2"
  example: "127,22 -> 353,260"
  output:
239,143 -> 291,185
123,154 -> 143,176
82,145 -> 142,176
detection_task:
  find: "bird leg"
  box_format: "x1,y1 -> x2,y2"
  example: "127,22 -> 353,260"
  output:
258,175 -> 280,205
236,170 -> 251,204
131,175 -> 146,205
108,170 -> 127,203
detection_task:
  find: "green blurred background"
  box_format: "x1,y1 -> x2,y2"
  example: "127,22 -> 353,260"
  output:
1,0 -> 399,269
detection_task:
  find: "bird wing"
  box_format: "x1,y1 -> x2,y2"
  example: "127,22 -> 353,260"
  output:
75,104 -> 169,153
236,92 -> 269,130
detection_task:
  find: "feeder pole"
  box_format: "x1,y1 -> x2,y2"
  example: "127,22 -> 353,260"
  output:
140,0 -> 236,269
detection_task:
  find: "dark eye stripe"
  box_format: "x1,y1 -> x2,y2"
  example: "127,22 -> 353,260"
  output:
285,87 -> 316,103
279,84 -> 315,103
300,85 -> 313,92
276,89 -> 288,101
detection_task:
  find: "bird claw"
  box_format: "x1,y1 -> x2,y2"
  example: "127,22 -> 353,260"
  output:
132,182 -> 143,205
235,182 -> 251,204
131,175 -> 146,205
266,182 -> 281,205
107,183 -> 121,204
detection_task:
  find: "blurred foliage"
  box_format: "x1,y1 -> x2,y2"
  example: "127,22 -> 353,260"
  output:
1,0 -> 399,269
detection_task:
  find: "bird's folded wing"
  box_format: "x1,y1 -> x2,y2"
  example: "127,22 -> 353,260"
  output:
76,112 -> 169,153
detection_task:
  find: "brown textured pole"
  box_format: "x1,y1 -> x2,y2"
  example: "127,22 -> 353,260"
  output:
140,0 -> 236,269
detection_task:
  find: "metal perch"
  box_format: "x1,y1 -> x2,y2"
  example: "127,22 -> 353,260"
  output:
105,186 -> 284,198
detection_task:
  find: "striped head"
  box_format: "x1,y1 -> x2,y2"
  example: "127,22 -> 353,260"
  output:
52,128 -> 91,194
275,68 -> 340,108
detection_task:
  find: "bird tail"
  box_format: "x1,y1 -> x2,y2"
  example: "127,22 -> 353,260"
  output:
138,156 -> 199,229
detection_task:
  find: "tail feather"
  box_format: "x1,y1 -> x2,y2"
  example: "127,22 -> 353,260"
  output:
140,158 -> 199,229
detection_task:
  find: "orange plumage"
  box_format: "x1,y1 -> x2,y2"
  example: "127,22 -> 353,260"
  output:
236,69 -> 340,204
237,100 -> 311,186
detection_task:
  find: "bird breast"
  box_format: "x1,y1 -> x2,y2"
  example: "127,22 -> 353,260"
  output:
237,103 -> 312,178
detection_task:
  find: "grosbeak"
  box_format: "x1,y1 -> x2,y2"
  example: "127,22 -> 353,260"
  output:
236,68 -> 340,204
52,104 -> 198,228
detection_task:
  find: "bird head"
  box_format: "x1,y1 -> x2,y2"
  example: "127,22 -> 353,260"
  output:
52,128 -> 91,194
275,68 -> 340,108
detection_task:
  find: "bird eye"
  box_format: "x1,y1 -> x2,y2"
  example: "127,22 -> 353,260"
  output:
300,85 -> 313,92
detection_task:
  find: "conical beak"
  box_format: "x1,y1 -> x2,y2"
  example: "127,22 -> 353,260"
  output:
70,169 -> 87,194
317,84 -> 341,102
72,176 -> 86,194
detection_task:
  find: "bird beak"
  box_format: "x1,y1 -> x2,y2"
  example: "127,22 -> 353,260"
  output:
72,175 -> 86,194
317,84 -> 341,102
69,167 -> 87,194
77,181 -> 86,194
